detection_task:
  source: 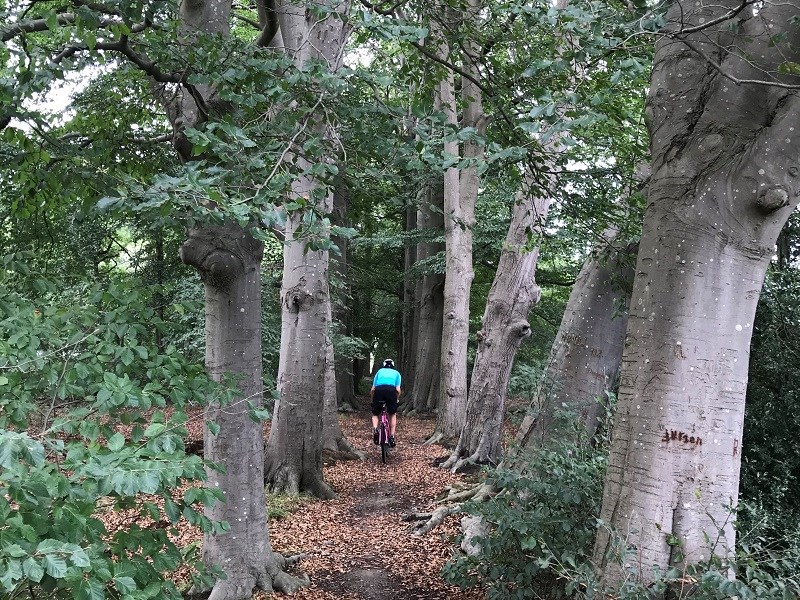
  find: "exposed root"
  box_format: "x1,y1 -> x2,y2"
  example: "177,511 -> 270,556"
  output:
424,431 -> 444,446
265,463 -> 337,500
445,481 -> 493,503
186,551 -> 310,599
335,436 -> 366,461
409,503 -> 464,535
283,552 -> 309,567
404,481 -> 496,536
270,570 -> 310,594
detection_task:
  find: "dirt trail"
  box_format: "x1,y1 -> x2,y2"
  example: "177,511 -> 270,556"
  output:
264,411 -> 485,600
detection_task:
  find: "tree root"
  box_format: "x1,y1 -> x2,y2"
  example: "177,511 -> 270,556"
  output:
335,436 -> 366,461
407,503 -> 464,536
191,559 -> 310,600
403,481 -> 495,536
424,431 -> 444,446
270,570 -> 310,594
265,463 -> 337,500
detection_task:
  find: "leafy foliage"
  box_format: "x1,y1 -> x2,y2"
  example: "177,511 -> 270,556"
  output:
443,422 -> 606,600
0,256 -> 232,598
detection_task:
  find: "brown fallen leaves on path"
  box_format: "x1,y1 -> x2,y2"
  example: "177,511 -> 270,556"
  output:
260,411 -> 485,600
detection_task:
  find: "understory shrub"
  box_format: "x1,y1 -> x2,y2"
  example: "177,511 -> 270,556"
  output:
442,431 -> 607,600
443,411 -> 800,600
0,256 -> 235,598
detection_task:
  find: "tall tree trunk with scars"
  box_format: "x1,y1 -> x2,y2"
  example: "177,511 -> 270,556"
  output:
516,237 -> 636,449
593,1 -> 800,585
442,173 -> 548,470
167,1 -> 308,597
331,187 -> 357,409
442,0 -> 581,466
432,0 -> 486,443
401,202 -> 418,390
323,188 -> 363,459
406,179 -> 445,414
263,0 -> 351,498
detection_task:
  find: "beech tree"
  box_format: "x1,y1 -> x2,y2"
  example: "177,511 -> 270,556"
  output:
264,0 -> 352,498
407,179 -> 445,414
516,235 -> 636,449
442,172 -> 547,469
593,0 -> 800,584
429,0 -> 486,443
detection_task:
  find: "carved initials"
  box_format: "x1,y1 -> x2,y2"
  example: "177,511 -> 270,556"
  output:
661,429 -> 702,446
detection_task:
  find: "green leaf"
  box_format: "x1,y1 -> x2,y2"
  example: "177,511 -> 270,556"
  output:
206,420 -> 220,435
114,575 -> 137,594
70,547 -> 91,568
42,553 -> 68,578
107,432 -> 125,452
143,423 -> 166,437
22,557 -> 44,583
5,545 -> 27,558
75,578 -> 105,600
163,496 -> 181,523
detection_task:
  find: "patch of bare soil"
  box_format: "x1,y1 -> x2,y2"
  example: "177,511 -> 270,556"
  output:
260,409 -> 485,600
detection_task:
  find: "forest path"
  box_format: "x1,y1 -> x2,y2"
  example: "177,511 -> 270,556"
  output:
262,409 -> 485,600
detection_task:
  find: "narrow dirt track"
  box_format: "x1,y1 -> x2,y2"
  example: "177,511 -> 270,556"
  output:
261,411 -> 485,600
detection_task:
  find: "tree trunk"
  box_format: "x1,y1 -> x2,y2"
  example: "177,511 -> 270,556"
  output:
181,225 -> 307,599
401,203 -> 418,389
332,187 -> 356,409
265,178 -> 337,498
264,0 -> 351,499
407,181 -> 445,414
164,1 -> 308,597
442,174 -> 547,470
594,1 -> 800,585
323,209 -> 363,459
433,1 -> 485,443
516,237 -> 636,449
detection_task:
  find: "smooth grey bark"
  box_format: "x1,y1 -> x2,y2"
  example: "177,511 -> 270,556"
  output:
593,0 -> 800,585
433,0 -> 486,443
407,180 -> 445,414
166,2 -> 307,597
323,190 -> 363,460
181,226 -> 306,599
516,237 -> 636,449
264,0 -> 351,499
401,202 -> 418,390
331,187 -> 356,409
442,174 -> 547,470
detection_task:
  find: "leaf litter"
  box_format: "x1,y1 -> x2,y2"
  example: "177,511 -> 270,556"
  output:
100,406 -> 485,599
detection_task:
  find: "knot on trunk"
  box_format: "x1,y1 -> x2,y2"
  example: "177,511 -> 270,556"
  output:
513,320 -> 532,338
180,224 -> 263,290
285,278 -> 314,313
756,186 -> 790,214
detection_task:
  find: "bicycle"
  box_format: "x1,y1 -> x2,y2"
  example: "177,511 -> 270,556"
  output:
376,402 -> 391,464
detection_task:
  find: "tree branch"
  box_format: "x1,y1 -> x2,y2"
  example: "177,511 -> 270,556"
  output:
677,37 -> 800,90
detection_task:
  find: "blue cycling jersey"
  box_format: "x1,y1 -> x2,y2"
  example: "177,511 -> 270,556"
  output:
373,367 -> 401,387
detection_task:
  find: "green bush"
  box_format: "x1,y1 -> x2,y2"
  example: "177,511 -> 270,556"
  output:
443,408 -> 800,600
0,257 -> 232,598
442,432 -> 607,600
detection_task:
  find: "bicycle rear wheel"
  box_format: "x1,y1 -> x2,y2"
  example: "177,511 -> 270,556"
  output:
380,423 -> 388,464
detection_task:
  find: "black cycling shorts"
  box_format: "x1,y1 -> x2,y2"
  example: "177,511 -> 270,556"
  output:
372,385 -> 398,416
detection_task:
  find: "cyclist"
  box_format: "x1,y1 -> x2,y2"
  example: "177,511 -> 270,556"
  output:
371,358 -> 401,447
